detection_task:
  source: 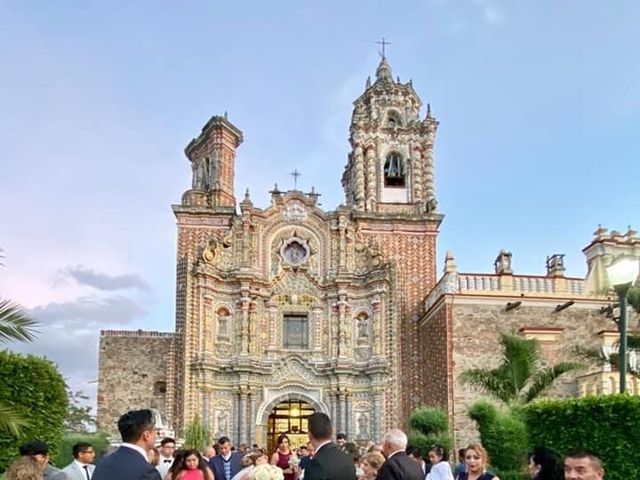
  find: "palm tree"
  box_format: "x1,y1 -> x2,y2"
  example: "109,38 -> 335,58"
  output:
459,331 -> 583,404
0,297 -> 39,436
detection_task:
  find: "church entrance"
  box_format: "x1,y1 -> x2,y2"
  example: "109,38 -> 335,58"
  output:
267,399 -> 315,453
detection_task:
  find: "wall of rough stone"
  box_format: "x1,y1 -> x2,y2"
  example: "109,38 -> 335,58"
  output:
449,298 -> 612,447
97,330 -> 174,436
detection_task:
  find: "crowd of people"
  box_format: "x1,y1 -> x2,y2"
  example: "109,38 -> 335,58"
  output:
5,409 -> 605,480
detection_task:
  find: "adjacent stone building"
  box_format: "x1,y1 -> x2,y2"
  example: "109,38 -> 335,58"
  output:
96,57 -> 640,448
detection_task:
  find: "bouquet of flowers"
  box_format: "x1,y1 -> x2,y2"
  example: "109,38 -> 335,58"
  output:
251,464 -> 284,480
288,456 -> 300,468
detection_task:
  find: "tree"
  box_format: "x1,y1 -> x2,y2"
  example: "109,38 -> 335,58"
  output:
0,350 -> 68,471
459,331 -> 583,405
0,299 -> 39,436
183,415 -> 211,451
64,388 -> 96,433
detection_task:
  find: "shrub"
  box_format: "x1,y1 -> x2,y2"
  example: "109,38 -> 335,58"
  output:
52,432 -> 110,468
183,414 -> 211,451
408,406 -> 452,458
0,350 -> 67,471
467,399 -> 528,475
525,394 -> 640,480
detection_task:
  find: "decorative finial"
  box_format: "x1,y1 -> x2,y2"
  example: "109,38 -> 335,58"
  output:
290,169 -> 302,190
224,111 -> 228,119
244,188 -> 250,201
366,76 -> 371,89
426,103 -> 432,119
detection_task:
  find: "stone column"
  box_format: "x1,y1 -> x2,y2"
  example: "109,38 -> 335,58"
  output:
365,146 -> 376,211
371,296 -> 382,357
338,391 -> 347,436
344,393 -> 351,439
234,392 -> 241,444
312,304 -> 323,359
354,145 -> 365,210
266,300 -> 278,359
240,298 -> 250,355
248,390 -> 257,444
372,389 -> 382,440
337,297 -> 348,359
411,144 -> 423,205
330,392 -> 338,431
238,388 -> 248,445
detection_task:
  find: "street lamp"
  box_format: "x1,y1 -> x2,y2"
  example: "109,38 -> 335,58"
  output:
606,256 -> 640,393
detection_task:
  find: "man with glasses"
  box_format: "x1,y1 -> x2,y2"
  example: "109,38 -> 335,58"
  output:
156,437 -> 177,478
93,409 -> 161,480
62,443 -> 96,480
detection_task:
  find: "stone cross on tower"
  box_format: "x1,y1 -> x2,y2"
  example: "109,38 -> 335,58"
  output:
290,169 -> 302,190
376,37 -> 392,59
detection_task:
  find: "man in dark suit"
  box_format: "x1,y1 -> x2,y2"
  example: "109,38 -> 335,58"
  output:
377,429 -> 424,480
304,413 -> 356,480
208,436 -> 243,480
93,409 -> 161,480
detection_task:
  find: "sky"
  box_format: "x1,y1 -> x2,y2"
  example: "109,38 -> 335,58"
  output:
1,1 -> 639,412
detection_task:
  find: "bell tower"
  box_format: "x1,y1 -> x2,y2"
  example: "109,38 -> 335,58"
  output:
183,114 -> 243,211
342,57 -> 438,215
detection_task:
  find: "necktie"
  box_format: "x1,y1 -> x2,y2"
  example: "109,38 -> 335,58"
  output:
164,459 -> 173,463
83,465 -> 90,480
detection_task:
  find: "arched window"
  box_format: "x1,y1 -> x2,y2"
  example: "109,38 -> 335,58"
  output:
386,110 -> 402,127
384,153 -> 406,187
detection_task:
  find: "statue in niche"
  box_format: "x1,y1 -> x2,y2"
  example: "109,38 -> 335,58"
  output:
357,316 -> 369,342
357,413 -> 370,439
216,410 -> 228,437
217,309 -> 230,338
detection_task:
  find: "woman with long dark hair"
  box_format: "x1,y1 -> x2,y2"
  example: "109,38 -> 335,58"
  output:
527,447 -> 562,480
270,434 -> 298,480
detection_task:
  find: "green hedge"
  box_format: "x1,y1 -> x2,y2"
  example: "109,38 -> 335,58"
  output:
525,394 -> 640,480
52,432 -> 110,468
467,400 -> 528,476
0,350 -> 67,471
408,406 -> 453,458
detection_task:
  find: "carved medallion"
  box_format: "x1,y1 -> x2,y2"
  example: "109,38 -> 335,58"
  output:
280,237 -> 310,266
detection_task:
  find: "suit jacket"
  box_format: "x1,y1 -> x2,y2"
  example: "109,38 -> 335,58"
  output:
304,443 -> 356,480
93,446 -> 161,480
45,465 -> 68,480
62,462 -> 95,480
377,452 -> 425,480
209,452 -> 243,480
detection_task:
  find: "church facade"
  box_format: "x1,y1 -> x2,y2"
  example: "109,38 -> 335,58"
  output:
96,58 -> 640,448
98,57 -> 442,449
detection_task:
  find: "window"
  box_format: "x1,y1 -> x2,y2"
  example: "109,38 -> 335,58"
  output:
386,110 -> 402,127
283,314 -> 309,349
384,153 -> 406,187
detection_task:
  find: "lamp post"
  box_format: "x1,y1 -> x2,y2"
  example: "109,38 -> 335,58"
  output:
606,256 -> 640,393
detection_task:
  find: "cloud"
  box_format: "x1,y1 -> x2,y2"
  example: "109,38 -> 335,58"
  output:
6,292 -> 152,409
30,295 -> 147,327
56,265 -> 150,292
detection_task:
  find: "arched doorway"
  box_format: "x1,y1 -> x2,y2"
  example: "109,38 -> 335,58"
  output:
267,399 -> 316,453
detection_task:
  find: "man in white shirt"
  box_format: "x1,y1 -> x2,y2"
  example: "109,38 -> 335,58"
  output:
156,437 -> 177,478
62,443 -> 96,480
